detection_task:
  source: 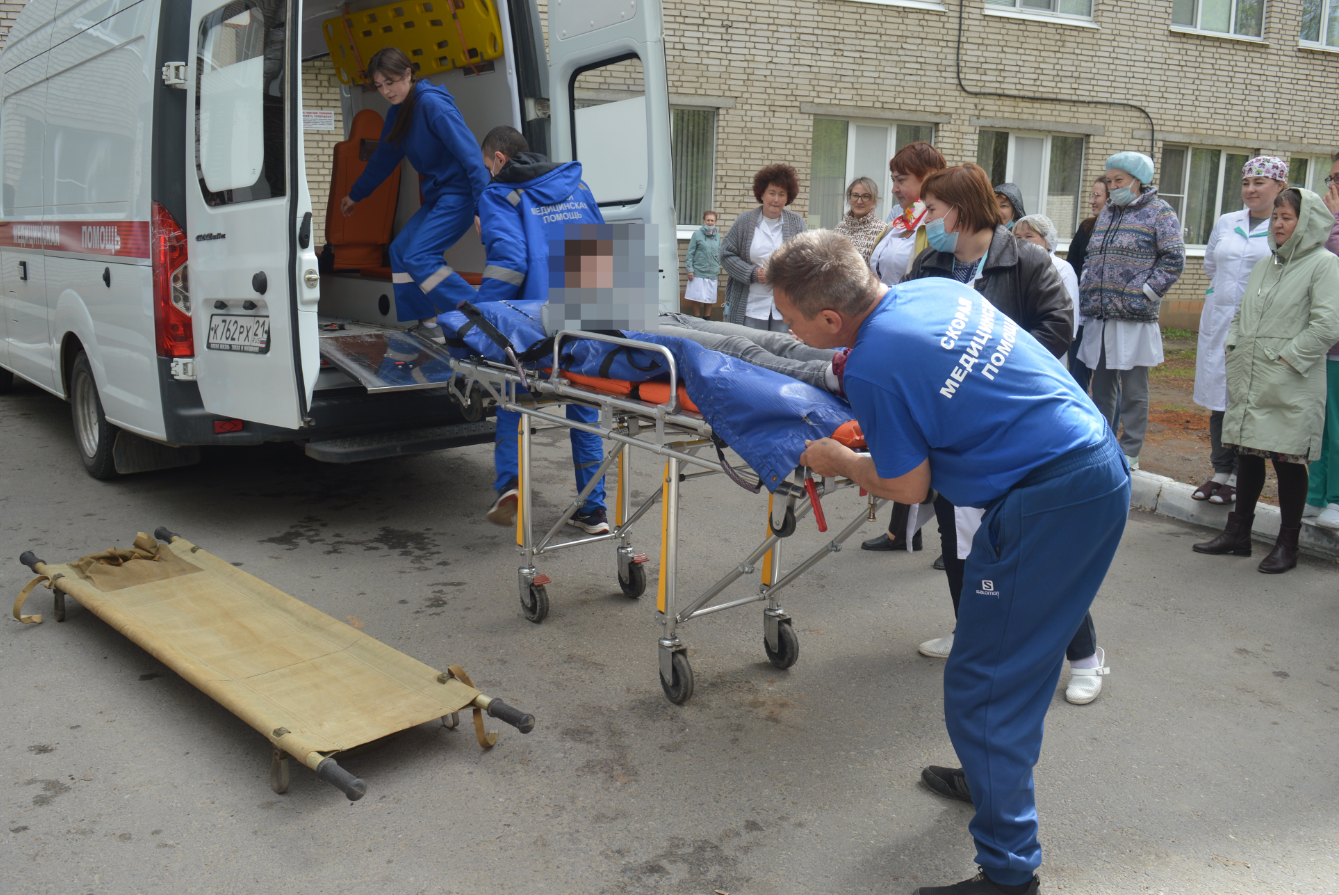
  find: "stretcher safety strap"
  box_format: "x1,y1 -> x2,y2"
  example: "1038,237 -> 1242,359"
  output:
447,665 -> 497,749
13,575 -> 53,624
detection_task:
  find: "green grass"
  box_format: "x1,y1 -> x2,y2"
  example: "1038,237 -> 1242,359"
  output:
1162,328 -> 1196,341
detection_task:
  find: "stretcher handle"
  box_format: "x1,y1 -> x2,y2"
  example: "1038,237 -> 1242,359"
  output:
153,526 -> 178,543
315,756 -> 366,801
485,698 -> 536,734
19,551 -> 44,573
804,475 -> 828,533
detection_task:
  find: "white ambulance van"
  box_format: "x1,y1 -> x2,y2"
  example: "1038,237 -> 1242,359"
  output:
0,0 -> 677,478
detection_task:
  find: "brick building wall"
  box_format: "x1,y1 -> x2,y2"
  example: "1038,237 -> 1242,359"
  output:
301,62 -> 346,252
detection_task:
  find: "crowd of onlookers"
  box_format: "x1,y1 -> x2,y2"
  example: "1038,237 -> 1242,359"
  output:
682,145 -> 1339,611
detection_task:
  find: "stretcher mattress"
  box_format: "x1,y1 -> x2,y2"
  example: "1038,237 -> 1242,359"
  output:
440,300 -> 854,490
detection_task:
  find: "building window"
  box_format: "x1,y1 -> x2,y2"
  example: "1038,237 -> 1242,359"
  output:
671,108 -> 716,227
985,0 -> 1093,17
809,119 -> 935,229
1159,146 -> 1256,246
975,130 -> 1086,240
1289,154 -> 1338,193
1172,0 -> 1265,37
1302,0 -> 1339,46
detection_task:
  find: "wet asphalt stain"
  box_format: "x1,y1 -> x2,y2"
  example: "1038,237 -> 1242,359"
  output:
24,778 -> 70,807
27,744 -> 56,754
138,673 -> 161,682
261,517 -> 445,567
616,827 -> 760,895
571,711 -> 638,786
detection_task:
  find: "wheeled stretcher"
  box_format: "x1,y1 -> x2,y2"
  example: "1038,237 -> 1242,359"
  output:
443,323 -> 886,705
13,529 -> 535,800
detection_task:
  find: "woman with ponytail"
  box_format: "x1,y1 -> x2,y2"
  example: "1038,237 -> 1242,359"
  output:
340,48 -> 488,343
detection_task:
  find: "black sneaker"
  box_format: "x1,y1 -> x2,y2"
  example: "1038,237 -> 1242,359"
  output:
913,870 -> 1039,895
487,480 -> 519,526
921,765 -> 973,804
860,530 -> 922,551
933,553 -> 946,571
568,506 -> 611,535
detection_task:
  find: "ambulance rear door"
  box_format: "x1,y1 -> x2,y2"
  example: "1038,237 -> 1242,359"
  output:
183,0 -> 320,429
547,0 -> 678,312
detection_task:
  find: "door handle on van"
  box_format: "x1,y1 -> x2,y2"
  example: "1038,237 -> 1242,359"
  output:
18,261 -> 27,281
298,212 -> 312,249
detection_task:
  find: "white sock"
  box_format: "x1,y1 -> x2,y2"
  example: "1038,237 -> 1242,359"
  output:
1071,650 -> 1102,669
1211,472 -> 1229,484
823,363 -> 841,393
420,319 -> 440,329
1227,473 -> 1237,486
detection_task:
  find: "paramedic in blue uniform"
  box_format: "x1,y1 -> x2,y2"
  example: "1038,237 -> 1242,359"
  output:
770,231 -> 1130,895
471,125 -> 609,535
340,48 -> 489,345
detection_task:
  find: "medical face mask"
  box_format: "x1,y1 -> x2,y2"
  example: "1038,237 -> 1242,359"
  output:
926,213 -> 959,253
703,225 -> 717,236
1004,219 -> 1015,231
1108,185 -> 1137,206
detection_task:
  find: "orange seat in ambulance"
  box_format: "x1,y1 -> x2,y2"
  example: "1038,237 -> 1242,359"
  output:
325,109 -> 401,277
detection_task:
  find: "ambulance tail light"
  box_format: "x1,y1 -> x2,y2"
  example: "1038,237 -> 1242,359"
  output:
152,201 -> 194,358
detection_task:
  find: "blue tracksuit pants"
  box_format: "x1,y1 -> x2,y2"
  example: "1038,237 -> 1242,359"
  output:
494,405 -> 606,511
390,193 -> 478,321
945,432 -> 1129,886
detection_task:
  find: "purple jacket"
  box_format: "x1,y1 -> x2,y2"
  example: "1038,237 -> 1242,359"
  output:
1078,186 -> 1185,322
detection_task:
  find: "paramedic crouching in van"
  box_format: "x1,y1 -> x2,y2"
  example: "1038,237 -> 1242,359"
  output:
471,126 -> 609,535
340,48 -> 489,345
770,231 -> 1130,895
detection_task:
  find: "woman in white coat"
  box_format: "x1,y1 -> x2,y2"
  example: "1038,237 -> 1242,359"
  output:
1192,157 -> 1289,506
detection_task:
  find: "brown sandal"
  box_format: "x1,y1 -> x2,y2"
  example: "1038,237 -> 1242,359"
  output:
1209,484 -> 1236,505
1192,479 -> 1220,501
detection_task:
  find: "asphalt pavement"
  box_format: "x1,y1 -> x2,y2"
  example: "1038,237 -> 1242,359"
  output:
2,378 -> 1336,895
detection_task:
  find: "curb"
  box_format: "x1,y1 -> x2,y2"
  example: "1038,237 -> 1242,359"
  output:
1131,470 -> 1339,563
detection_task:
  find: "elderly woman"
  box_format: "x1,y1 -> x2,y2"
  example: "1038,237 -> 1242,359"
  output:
1191,157 -> 1290,506
722,164 -> 807,330
868,142 -> 947,286
834,176 -> 884,262
1194,187 -> 1339,572
1078,151 -> 1186,470
1015,213 -> 1080,340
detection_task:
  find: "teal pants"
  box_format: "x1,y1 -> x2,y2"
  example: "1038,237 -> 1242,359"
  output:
1307,359 -> 1339,508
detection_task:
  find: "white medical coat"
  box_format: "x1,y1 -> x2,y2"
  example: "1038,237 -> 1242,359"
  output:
1194,210 -> 1272,412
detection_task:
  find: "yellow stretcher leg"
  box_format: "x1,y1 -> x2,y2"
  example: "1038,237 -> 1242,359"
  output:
656,460 -> 670,614
761,492 -> 776,586
615,448 -> 627,528
515,416 -> 524,548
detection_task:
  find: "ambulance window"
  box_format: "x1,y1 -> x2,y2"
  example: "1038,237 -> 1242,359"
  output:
196,0 -> 287,205
570,55 -> 647,207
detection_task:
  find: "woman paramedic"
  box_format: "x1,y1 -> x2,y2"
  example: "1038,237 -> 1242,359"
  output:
340,48 -> 490,344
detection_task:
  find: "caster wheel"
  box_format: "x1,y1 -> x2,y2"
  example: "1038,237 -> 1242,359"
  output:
770,506 -> 797,538
659,651 -> 694,704
618,562 -> 646,599
764,621 -> 800,669
521,583 -> 549,623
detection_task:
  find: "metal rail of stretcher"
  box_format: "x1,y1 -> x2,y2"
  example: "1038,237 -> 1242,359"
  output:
444,330 -> 886,704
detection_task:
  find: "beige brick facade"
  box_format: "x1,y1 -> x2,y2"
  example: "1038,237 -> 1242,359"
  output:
301,62 -> 346,252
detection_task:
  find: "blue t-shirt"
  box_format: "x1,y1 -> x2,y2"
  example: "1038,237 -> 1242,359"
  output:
843,279 -> 1108,508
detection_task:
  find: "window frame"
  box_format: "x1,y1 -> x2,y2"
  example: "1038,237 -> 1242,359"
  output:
568,52 -> 648,209
807,116 -> 936,231
1289,154 -> 1338,193
1301,0 -> 1339,47
975,128 -> 1088,243
983,0 -> 1096,26
670,105 -> 718,239
1171,0 -> 1267,40
1159,144 -> 1260,248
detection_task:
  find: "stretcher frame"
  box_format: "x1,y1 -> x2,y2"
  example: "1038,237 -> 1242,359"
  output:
446,330 -> 886,704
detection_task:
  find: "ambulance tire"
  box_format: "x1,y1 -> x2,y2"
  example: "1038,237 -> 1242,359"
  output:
764,621 -> 800,670
70,351 -> 118,480
0,367 -> 13,393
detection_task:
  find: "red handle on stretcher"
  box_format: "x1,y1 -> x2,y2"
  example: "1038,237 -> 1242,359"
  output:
804,475 -> 828,533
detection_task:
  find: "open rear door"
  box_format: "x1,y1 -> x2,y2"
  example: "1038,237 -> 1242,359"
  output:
184,0 -> 320,429
547,0 -> 678,312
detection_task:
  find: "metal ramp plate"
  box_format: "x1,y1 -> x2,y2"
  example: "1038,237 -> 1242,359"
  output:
319,325 -> 459,393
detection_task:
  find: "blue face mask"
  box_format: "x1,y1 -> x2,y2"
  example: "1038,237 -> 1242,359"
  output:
1109,185 -> 1137,206
703,225 -> 717,236
926,214 -> 959,253
1004,219 -> 1015,231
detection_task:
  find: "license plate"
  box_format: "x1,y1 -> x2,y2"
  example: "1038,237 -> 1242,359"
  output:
208,315 -> 270,354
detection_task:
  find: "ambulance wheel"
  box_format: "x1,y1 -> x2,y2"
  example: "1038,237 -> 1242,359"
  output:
0,366 -> 13,393
764,621 -> 800,670
521,583 -> 549,623
618,562 -> 646,599
659,651 -> 694,704
70,351 -> 118,480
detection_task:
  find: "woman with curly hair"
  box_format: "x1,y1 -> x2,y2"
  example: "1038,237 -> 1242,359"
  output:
722,164 -> 807,330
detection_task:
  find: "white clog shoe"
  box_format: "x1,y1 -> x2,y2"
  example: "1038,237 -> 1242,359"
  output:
1065,647 -> 1108,705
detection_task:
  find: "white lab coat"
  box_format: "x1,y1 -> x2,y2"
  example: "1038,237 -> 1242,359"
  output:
1049,251 -> 1081,338
1193,209 -> 1272,412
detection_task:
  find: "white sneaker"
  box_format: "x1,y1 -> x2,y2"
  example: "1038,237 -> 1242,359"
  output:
1316,504 -> 1339,530
1125,455 -> 1140,470
1066,647 -> 1108,705
1303,504 -> 1323,519
918,634 -> 953,658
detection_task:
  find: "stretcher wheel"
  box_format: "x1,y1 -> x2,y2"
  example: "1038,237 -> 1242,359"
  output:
521,583 -> 549,623
659,651 -> 694,704
764,621 -> 800,670
461,386 -> 485,422
770,507 -> 797,538
618,563 -> 646,599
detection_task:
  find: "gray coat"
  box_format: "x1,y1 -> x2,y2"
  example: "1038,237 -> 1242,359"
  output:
720,206 -> 807,325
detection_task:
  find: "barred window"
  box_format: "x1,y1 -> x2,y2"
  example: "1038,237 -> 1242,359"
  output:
809,118 -> 935,230
671,108 -> 716,227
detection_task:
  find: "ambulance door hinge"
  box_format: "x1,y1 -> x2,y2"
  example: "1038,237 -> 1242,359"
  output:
524,97 -> 550,121
161,62 -> 188,88
170,357 -> 196,381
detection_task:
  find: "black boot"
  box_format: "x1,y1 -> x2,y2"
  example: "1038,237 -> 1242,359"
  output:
863,502 -> 921,551
1192,511 -> 1254,556
1258,526 -> 1300,573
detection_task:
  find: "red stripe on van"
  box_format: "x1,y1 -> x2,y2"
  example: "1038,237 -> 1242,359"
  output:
0,221 -> 151,258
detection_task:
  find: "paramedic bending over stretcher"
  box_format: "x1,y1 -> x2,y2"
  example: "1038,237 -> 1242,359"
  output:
772,231 -> 1130,895
341,48 -> 489,344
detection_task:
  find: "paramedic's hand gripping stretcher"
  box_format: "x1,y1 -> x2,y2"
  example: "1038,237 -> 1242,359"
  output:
436,226 -> 886,704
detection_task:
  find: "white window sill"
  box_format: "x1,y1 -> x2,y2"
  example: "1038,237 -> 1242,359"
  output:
676,226 -> 697,241
1298,39 -> 1339,55
838,0 -> 946,10
1168,24 -> 1267,45
982,7 -> 1100,29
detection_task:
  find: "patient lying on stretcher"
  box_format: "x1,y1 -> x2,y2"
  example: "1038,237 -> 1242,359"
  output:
657,314 -> 849,395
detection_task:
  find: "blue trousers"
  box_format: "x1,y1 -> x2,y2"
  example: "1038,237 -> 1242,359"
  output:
389,193 -> 478,320
494,405 -> 606,511
945,433 -> 1129,886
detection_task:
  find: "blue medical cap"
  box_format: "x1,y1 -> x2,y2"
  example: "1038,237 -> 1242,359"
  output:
1105,151 -> 1154,185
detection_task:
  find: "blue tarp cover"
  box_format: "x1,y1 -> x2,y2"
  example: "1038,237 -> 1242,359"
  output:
439,301 -> 852,490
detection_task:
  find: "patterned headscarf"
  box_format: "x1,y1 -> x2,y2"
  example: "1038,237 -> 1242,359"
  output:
1242,156 -> 1289,183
